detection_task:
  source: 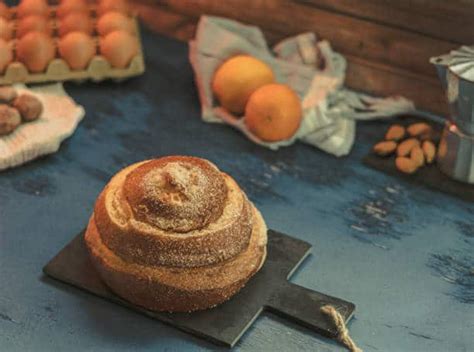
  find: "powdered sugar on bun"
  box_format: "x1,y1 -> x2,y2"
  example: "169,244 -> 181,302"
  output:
85,155 -> 267,312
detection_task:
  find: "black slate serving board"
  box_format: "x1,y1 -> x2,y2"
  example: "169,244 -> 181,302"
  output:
363,117 -> 474,202
43,230 -> 355,347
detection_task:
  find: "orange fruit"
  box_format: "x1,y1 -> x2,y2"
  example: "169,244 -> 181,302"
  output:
245,84 -> 302,142
212,55 -> 274,115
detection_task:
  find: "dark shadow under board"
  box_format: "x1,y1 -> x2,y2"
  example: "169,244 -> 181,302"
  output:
43,230 -> 355,347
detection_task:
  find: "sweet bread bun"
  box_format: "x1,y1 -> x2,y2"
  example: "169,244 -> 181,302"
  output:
85,156 -> 267,312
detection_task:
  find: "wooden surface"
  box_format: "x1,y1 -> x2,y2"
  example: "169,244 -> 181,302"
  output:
298,0 -> 474,43
0,28 -> 473,352
130,0 -> 471,115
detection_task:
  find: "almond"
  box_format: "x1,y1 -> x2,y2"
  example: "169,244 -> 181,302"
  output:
397,138 -> 420,157
407,122 -> 432,137
395,157 -> 418,174
373,140 -> 397,156
422,140 -> 436,164
410,146 -> 424,167
385,124 -> 405,141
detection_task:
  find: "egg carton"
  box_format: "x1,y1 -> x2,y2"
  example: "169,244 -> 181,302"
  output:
0,4 -> 145,84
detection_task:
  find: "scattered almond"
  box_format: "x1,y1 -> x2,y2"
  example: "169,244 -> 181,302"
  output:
407,122 -> 432,137
385,124 -> 405,141
410,146 -> 424,167
397,138 -> 420,157
373,140 -> 397,156
395,157 -> 418,174
422,140 -> 436,164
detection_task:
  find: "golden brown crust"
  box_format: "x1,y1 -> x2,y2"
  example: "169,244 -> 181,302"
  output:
85,156 -> 268,312
85,205 -> 267,312
93,160 -> 253,268
124,156 -> 227,233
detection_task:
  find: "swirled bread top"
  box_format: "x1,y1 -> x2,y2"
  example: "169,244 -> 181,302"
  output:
124,156 -> 227,232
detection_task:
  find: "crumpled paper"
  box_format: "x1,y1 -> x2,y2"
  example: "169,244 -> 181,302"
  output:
0,83 -> 84,171
189,16 -> 415,156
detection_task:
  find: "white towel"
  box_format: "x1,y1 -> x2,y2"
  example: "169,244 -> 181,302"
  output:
189,16 -> 415,156
0,83 -> 84,171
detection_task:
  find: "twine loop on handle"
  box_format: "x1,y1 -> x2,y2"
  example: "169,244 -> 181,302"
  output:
321,305 -> 362,352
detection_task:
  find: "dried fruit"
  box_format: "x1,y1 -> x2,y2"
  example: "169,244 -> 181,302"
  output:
397,138 -> 420,157
395,157 -> 418,174
373,140 -> 397,156
410,146 -> 424,167
0,104 -> 21,135
422,140 -> 436,164
385,124 -> 405,141
13,94 -> 43,121
407,122 -> 432,137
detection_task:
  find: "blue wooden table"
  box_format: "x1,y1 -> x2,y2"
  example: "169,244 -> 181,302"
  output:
0,28 -> 473,352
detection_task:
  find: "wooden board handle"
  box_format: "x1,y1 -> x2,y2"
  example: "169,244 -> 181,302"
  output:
266,282 -> 355,337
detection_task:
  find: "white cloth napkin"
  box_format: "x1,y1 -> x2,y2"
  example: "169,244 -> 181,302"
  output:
0,83 -> 84,171
189,16 -> 415,156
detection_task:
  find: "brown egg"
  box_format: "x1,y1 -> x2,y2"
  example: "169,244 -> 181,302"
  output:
16,15 -> 52,38
59,31 -> 95,70
97,0 -> 129,16
0,2 -> 12,20
0,38 -> 12,73
58,11 -> 93,37
16,31 -> 55,73
16,0 -> 49,19
100,30 -> 138,68
97,11 -> 134,37
56,0 -> 88,19
0,17 -> 12,40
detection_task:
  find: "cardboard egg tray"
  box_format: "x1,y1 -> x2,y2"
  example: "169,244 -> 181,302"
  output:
0,4 -> 145,84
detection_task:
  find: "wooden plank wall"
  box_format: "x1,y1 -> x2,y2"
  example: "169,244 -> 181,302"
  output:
131,0 -> 474,115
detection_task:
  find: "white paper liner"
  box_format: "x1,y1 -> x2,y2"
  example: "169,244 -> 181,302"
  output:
0,83 -> 84,171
